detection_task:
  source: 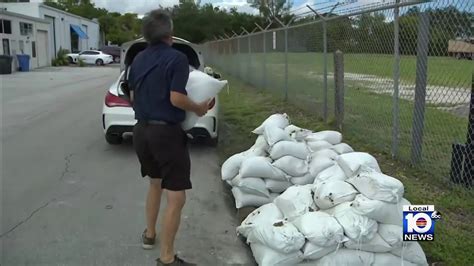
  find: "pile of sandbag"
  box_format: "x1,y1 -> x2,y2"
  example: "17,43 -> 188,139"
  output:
237,182 -> 427,266
222,114 -> 428,266
221,113 -> 356,209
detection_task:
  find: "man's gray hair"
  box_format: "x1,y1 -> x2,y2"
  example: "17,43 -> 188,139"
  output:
142,10 -> 173,44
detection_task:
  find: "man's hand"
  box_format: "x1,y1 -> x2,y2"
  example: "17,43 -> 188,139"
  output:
194,99 -> 211,117
170,91 -> 211,117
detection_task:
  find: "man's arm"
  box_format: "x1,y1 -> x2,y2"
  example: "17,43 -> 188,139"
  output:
170,92 -> 209,117
169,54 -> 209,116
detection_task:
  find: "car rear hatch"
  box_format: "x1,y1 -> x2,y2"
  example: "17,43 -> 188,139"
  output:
117,38 -> 204,100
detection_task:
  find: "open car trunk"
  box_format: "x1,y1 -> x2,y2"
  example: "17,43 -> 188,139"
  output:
119,39 -> 203,99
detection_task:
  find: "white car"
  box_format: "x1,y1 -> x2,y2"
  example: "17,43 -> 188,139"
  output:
102,37 -> 220,145
67,50 -> 114,65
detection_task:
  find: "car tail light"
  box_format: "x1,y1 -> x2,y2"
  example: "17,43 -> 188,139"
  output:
105,91 -> 131,107
208,98 -> 216,110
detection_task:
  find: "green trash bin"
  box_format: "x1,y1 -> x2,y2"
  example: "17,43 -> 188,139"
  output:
0,55 -> 13,75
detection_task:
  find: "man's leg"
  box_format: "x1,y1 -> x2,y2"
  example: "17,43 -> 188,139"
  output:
146,178 -> 162,238
159,190 -> 186,263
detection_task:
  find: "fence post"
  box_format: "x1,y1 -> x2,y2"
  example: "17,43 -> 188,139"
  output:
411,12 -> 430,165
392,0 -> 401,158
237,37 -> 241,78
248,35 -> 251,84
323,20 -> 328,122
263,32 -> 267,90
284,28 -> 289,101
334,50 -> 344,131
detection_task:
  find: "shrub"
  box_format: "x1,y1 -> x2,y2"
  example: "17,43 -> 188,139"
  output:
52,48 -> 70,66
78,59 -> 86,67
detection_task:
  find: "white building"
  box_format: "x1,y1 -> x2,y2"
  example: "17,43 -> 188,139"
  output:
0,9 -> 51,70
1,2 -> 101,70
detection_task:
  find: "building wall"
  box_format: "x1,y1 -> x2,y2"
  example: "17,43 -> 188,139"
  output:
2,3 -> 100,61
0,12 -> 50,72
39,5 -> 100,56
0,3 -> 40,18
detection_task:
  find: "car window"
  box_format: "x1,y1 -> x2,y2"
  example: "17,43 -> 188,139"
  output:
92,51 -> 100,55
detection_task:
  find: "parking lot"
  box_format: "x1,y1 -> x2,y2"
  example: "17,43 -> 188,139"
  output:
1,66 -> 253,265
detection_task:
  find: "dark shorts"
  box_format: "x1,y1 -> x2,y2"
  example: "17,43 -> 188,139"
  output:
133,121 -> 191,191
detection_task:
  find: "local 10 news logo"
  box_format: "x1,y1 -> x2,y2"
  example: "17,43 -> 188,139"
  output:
403,205 -> 441,241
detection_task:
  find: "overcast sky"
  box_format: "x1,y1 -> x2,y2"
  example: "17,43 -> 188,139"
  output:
28,0 -> 389,16
90,0 -> 379,15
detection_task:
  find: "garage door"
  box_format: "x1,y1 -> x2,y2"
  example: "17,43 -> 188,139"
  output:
36,30 -> 48,67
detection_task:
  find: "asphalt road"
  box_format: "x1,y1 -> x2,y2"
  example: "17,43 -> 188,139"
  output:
0,66 -> 253,265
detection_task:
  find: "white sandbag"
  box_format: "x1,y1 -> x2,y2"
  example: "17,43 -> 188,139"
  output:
251,243 -> 303,266
302,242 -> 338,260
247,220 -> 305,254
344,233 -> 392,252
270,192 -> 281,202
274,185 -> 317,221
225,180 -> 233,186
182,70 -> 228,130
316,249 -> 375,266
272,156 -> 309,177
306,140 -> 333,152
237,203 -> 283,238
232,175 -> 270,197
232,187 -> 272,209
252,113 -> 290,135
305,131 -> 342,145
240,156 -> 287,180
291,129 -> 313,141
291,172 -> 316,185
378,224 -> 403,248
312,149 -> 339,160
351,194 -> 410,225
292,211 -> 344,247
329,202 -> 378,243
221,152 -> 246,181
270,141 -> 309,160
264,125 -> 293,146
337,152 -> 381,177
313,181 -> 358,210
373,253 -> 417,266
244,147 -> 267,157
249,135 -> 270,151
347,166 -> 404,203
265,179 -> 293,193
285,125 -> 312,141
309,156 -> 336,177
284,124 -> 303,135
331,143 -> 354,154
313,164 -> 347,185
391,242 -> 428,266
269,193 -> 279,201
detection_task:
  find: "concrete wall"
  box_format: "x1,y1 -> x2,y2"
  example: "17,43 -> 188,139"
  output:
0,11 -> 51,72
39,4 -> 100,55
2,3 -> 100,61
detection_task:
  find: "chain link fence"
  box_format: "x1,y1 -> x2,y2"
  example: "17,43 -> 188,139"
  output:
204,0 -> 473,187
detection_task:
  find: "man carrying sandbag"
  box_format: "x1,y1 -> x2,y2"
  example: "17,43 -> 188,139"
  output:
128,10 -> 211,266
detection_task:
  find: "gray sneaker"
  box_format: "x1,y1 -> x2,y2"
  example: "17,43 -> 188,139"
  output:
142,229 -> 155,250
156,255 -> 196,266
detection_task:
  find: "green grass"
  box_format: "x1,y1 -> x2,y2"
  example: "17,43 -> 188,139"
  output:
219,52 -> 473,89
214,52 -> 471,187
217,73 -> 474,266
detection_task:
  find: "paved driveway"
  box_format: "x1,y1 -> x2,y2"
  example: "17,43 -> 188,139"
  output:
0,66 -> 253,265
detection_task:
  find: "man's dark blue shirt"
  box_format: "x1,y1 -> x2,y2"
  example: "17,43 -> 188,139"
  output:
129,42 -> 189,124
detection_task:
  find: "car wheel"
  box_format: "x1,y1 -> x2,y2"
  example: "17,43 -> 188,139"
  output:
68,57 -> 73,64
105,132 -> 123,145
113,56 -> 120,63
96,59 -> 104,66
208,136 -> 219,147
